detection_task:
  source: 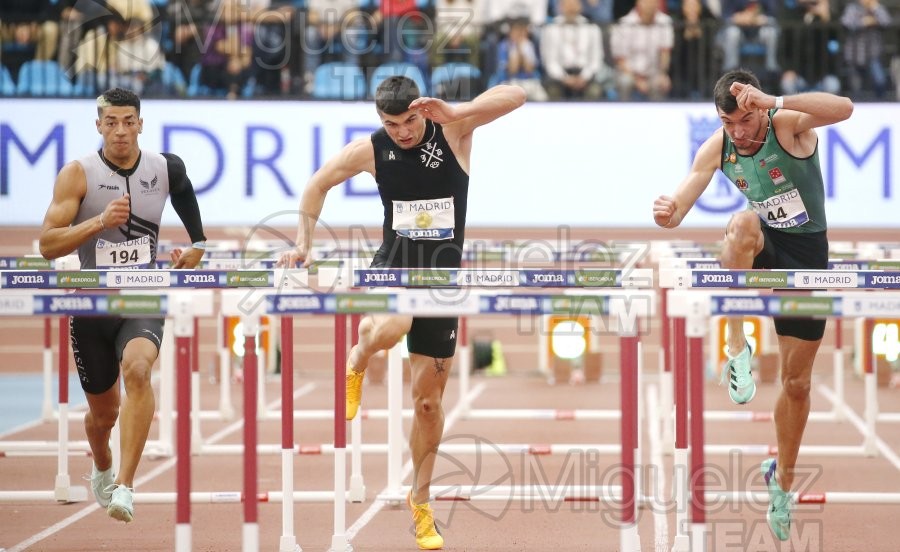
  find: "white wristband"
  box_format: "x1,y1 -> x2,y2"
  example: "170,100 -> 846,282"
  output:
775,96 -> 784,109
191,241 -> 207,250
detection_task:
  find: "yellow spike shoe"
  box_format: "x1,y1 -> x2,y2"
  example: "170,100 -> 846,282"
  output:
346,368 -> 365,421
408,492 -> 444,550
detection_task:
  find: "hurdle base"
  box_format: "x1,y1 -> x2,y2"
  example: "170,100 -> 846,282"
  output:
348,475 -> 366,503
328,535 -> 352,552
619,522 -> 640,552
279,536 -> 302,552
671,534 -> 690,552
55,475 -> 89,503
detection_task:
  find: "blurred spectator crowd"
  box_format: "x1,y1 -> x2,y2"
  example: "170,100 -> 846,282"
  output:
1,0 -> 898,101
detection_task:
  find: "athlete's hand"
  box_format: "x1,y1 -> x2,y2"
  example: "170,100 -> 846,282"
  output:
101,194 -> 131,229
171,247 -> 204,269
653,195 -> 679,228
409,97 -> 458,124
730,82 -> 775,112
278,245 -> 311,268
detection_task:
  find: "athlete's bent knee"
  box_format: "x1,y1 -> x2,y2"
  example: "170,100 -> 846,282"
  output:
89,406 -> 119,430
726,212 -> 761,246
413,395 -> 443,421
782,375 -> 811,401
121,359 -> 153,389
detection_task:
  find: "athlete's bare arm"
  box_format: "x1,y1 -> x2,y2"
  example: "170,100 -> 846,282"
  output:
409,85 -> 526,171
731,82 -> 853,157
280,137 -> 376,267
38,162 -> 130,259
653,131 -> 725,229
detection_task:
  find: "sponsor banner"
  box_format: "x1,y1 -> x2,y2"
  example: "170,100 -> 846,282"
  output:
354,269 -> 403,287
2,102 -> 898,228
0,257 -> 53,269
793,271 -> 859,288
554,250 -> 617,263
307,260 -> 343,276
685,260 -> 722,269
713,296 -> 773,315
745,271 -> 789,288
178,271 -> 222,287
828,262 -> 864,270
777,297 -> 836,316
3,271 -> 51,288
106,295 -> 164,315
41,295 -> 96,314
225,271 -> 271,287
548,296 -> 608,315
866,273 -> 900,288
269,294 -> 324,314
843,297 -> 900,317
408,270 -> 452,287
574,269 -> 618,287
869,261 -> 900,270
485,295 -> 542,314
331,294 -> 391,314
463,250 -> 506,262
457,270 -> 519,287
107,271 -> 172,288
395,293 -> 481,315
693,271 -> 738,287
0,295 -> 35,315
522,270 -> 568,287
56,271 -> 101,288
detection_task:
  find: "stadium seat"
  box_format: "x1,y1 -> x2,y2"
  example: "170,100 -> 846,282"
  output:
161,62 -> 187,96
431,62 -> 482,100
15,60 -> 74,97
73,70 -> 102,97
187,63 -> 256,98
311,62 -> 366,100
0,65 -> 15,96
368,61 -> 428,97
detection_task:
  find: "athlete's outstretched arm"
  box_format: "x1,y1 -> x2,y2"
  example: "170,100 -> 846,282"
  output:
409,84 -> 526,137
730,82 -> 853,135
38,162 -> 129,259
280,137 -> 375,267
653,131 -> 723,229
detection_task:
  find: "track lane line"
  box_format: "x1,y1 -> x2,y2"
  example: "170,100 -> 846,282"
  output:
342,382 -> 487,545
5,382 -> 317,552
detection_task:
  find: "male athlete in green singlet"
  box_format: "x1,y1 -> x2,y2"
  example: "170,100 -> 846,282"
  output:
653,69 -> 853,541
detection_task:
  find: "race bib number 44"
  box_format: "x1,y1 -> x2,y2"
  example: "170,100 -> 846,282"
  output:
392,197 -> 455,240
750,189 -> 809,229
96,236 -> 152,267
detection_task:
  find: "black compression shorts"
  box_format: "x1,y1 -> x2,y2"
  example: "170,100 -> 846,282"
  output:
752,226 -> 829,341
70,316 -> 164,394
370,258 -> 459,359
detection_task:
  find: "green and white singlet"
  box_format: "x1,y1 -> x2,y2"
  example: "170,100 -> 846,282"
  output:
720,109 -> 827,233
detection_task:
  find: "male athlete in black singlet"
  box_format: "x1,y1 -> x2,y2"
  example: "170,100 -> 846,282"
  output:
39,88 -> 207,523
281,77 -> 525,549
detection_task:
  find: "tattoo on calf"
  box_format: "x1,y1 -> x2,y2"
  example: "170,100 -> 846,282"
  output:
433,358 -> 446,375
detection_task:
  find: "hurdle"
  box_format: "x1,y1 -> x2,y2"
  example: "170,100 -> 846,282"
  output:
664,270 -> 900,552
657,256 -> 900,430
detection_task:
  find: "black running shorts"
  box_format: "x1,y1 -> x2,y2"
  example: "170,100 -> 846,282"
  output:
370,257 -> 459,359
70,316 -> 164,394
752,226 -> 829,341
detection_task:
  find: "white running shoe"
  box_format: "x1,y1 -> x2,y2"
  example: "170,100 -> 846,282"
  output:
89,465 -> 115,508
107,484 -> 134,523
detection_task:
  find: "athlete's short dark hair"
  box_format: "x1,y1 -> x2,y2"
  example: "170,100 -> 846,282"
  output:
375,76 -> 420,116
97,88 -> 140,117
714,69 -> 762,114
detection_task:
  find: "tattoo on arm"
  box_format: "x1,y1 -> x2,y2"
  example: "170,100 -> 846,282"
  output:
433,358 -> 446,375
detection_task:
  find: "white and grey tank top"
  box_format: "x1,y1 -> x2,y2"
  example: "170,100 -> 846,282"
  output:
73,150 -> 171,269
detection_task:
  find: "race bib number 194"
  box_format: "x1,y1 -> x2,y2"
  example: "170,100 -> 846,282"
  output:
96,236 -> 152,267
